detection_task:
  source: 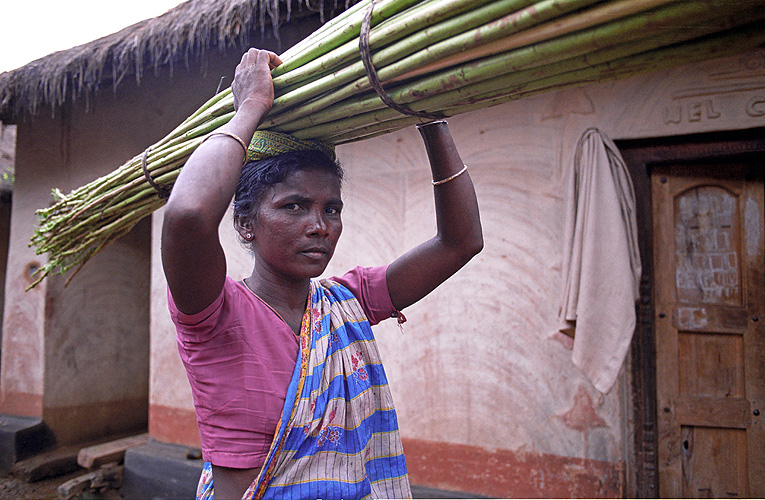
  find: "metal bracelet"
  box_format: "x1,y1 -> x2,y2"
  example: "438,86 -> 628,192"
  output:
432,164 -> 468,186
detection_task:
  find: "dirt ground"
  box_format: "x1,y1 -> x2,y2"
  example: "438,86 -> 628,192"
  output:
0,470 -> 82,500
0,470 -> 121,500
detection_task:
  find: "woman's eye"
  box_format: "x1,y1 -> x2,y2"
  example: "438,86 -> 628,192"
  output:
326,206 -> 341,215
284,203 -> 301,211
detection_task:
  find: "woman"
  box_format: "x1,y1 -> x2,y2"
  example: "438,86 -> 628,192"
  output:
162,48 -> 482,500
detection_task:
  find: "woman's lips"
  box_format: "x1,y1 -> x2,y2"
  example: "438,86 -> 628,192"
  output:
300,248 -> 327,259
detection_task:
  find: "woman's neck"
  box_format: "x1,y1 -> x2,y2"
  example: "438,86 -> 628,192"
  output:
246,276 -> 309,310
244,266 -> 310,334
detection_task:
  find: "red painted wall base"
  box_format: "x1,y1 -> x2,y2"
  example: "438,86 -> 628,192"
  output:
403,438 -> 622,498
0,391 -> 43,417
149,404 -> 201,448
147,406 -> 623,497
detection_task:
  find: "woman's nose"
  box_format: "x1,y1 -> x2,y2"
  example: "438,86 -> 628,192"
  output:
306,210 -> 329,235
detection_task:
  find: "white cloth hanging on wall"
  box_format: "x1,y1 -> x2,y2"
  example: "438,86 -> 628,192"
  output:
557,128 -> 641,393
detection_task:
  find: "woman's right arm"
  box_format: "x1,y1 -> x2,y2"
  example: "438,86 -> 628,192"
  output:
161,48 -> 281,315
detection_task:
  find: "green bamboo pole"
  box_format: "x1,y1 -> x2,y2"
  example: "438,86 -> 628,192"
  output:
28,0 -> 765,288
266,0 -> 545,122
31,149 -> 185,252
264,0 -> 695,129
283,1 -> 753,139
391,0 -> 680,82
278,3 -> 762,136
272,0 -> 503,89
325,21 -> 765,144
271,0 -> 538,114
37,114 -> 221,226
155,90 -> 234,148
42,119 -> 221,229
267,0 -> 603,120
273,0 -> 422,77
273,0 -> 372,72
456,26 -> 765,117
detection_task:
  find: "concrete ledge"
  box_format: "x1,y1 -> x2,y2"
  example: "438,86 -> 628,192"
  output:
121,439 -> 203,500
0,415 -> 55,476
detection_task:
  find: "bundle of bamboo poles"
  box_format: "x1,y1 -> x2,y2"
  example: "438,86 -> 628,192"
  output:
28,0 -> 765,288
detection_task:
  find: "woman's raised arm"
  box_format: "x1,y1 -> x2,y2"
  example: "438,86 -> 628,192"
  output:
161,49 -> 282,315
386,120 -> 483,311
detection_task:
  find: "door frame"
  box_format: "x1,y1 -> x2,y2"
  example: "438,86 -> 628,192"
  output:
616,127 -> 765,498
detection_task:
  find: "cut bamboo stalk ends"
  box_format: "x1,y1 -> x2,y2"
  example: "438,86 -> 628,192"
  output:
27,0 -> 765,289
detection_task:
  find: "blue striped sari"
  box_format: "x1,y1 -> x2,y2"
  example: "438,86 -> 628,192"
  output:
197,278 -> 411,499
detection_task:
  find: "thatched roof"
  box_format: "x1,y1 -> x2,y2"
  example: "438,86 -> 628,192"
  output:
0,0 -> 356,124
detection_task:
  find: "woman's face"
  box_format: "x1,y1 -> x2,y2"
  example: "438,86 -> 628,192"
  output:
247,168 -> 343,283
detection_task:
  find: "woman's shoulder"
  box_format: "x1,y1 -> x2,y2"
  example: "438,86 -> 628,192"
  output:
169,276 -> 270,329
319,265 -> 395,325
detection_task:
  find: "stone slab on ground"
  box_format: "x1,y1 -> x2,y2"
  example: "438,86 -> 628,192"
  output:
122,439 -> 204,500
0,415 -> 54,476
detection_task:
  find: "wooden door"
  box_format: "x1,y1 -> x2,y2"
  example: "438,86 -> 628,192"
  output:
652,163 -> 764,498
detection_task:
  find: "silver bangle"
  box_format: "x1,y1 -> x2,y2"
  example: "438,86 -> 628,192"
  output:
415,119 -> 448,130
432,164 -> 468,186
201,131 -> 248,163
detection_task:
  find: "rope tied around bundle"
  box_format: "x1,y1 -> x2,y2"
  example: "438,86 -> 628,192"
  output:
141,147 -> 172,199
359,0 -> 444,121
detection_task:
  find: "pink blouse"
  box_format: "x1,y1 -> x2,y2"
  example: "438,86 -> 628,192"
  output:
168,266 -> 394,468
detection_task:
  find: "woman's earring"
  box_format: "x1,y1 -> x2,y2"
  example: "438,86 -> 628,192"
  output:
245,233 -> 252,240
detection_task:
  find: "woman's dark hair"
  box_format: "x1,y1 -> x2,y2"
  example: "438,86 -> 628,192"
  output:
233,149 -> 344,224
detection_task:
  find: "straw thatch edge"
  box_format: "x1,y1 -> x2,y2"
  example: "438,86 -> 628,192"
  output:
0,0 -> 358,124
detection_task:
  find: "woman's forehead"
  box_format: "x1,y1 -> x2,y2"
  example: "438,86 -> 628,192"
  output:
265,169 -> 342,201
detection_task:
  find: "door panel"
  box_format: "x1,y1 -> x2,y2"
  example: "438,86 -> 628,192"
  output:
653,164 -> 764,498
680,426 -> 747,498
